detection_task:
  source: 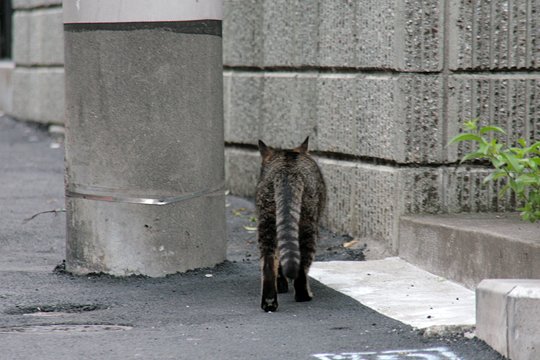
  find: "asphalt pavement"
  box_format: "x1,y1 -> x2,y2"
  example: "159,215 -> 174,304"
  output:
0,115 -> 503,360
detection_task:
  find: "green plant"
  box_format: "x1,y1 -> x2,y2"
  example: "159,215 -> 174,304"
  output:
449,119 -> 540,222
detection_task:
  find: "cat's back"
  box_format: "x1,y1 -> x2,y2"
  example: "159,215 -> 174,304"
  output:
258,150 -> 325,204
256,140 -> 326,213
259,150 -> 321,184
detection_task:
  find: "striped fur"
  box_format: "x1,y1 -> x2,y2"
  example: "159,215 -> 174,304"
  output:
256,137 -> 326,312
274,174 -> 303,279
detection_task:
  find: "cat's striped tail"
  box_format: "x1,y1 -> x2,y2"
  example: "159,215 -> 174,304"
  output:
274,175 -> 303,280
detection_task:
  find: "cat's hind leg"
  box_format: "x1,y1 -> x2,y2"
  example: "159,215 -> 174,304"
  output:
294,223 -> 317,302
294,266 -> 312,302
277,265 -> 289,293
261,253 -> 279,311
259,215 -> 279,312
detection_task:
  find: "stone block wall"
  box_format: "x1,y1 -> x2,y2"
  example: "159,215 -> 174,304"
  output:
5,0 -> 539,253
224,0 -> 538,252
10,0 -> 64,124
223,0 -> 444,71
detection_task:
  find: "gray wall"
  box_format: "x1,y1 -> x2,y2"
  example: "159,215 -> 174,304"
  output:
7,1 -> 540,253
223,0 -> 540,253
10,0 -> 64,124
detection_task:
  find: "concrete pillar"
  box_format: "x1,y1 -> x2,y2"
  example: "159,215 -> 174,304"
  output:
63,0 -> 225,277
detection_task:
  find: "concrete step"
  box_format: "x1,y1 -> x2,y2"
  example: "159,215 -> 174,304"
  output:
477,279 -> 540,360
310,258 -> 475,332
398,213 -> 540,289
310,259 -> 540,359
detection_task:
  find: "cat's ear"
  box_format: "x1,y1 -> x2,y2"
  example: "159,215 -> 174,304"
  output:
295,136 -> 309,153
258,140 -> 273,161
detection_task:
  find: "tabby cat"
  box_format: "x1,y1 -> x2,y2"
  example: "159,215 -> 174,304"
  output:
256,137 -> 326,312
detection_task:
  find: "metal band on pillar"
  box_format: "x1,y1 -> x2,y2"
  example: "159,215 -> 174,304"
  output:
66,182 -> 225,206
63,0 -> 226,277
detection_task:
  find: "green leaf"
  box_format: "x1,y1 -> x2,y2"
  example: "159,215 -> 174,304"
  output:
516,174 -> 540,186
452,119 -> 540,222
521,211 -> 531,222
478,142 -> 490,155
479,125 -> 506,135
525,141 -> 540,154
460,151 -> 486,163
449,133 -> 484,144
513,182 -> 526,198
531,158 -> 540,166
483,169 -> 507,183
513,148 -> 526,159
492,155 -> 505,168
464,120 -> 478,131
500,152 -> 523,173
529,141 -> 540,148
498,183 -> 511,198
525,159 -> 538,172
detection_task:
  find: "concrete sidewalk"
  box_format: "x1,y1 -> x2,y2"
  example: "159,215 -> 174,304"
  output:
0,115 -> 503,359
310,259 -> 475,332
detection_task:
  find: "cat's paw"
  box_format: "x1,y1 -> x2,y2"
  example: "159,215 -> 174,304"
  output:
294,291 -> 313,302
277,277 -> 289,294
261,297 -> 278,312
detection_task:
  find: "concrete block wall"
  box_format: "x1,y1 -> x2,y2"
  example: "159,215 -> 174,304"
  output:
223,0 -> 539,252
9,0 -> 64,124
448,0 -> 540,70
448,74 -> 540,160
224,71 -> 446,163
6,0 -> 539,251
223,0 -> 444,71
